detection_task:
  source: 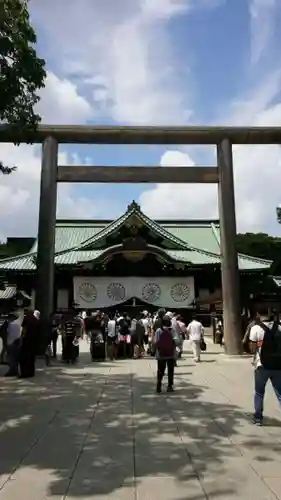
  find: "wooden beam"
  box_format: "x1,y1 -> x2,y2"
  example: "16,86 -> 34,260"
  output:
57,166 -> 219,183
1,124 -> 281,145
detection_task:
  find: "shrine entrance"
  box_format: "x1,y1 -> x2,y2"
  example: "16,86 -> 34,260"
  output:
99,298 -> 156,317
1,124 -> 280,354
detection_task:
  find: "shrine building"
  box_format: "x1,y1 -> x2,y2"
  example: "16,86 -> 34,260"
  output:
0,201 -> 272,321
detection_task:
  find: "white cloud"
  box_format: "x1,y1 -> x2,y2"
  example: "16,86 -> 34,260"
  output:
228,70 -> 281,125
139,151 -> 218,221
141,0 -> 189,18
2,0 -> 280,242
37,72 -> 92,124
250,0 -> 276,65
29,0 -> 220,125
0,72 -> 94,241
0,143 -> 100,241
140,74 -> 281,235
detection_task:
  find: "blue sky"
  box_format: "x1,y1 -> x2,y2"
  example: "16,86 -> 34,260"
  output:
0,0 -> 281,239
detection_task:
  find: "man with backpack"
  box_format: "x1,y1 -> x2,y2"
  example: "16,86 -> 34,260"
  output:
153,315 -> 180,393
153,308 -> 166,332
249,311 -> 281,425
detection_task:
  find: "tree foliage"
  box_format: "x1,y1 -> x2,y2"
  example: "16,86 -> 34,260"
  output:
236,232 -> 281,262
0,0 -> 46,174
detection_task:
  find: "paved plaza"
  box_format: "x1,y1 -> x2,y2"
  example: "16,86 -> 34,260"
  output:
0,338 -> 281,500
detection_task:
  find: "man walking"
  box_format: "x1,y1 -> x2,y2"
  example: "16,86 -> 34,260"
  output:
187,315 -> 204,363
62,312 -> 80,364
106,313 -> 119,360
153,316 -> 179,393
249,312 -> 281,425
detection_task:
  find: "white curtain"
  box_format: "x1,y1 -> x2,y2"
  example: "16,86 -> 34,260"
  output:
73,276 -> 194,309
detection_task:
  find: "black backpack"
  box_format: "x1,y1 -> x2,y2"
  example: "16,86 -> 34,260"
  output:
119,317 -> 130,335
157,327 -> 175,358
260,321 -> 281,370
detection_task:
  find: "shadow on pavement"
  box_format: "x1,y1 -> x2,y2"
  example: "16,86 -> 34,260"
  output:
0,351 -> 280,499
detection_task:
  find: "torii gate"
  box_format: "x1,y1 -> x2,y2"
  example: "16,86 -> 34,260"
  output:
1,125 -> 280,355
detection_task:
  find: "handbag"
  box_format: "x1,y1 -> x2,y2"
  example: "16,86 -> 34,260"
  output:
200,338 -> 207,351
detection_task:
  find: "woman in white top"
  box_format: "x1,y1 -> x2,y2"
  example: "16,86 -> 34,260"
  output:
5,312 -> 21,377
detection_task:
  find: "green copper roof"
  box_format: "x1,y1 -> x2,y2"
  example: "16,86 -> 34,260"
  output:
0,201 -> 272,271
78,202 -> 188,251
162,222 -> 221,254
0,254 -> 36,270
30,223 -> 106,254
0,246 -> 271,271
0,286 -> 17,299
55,250 -> 103,264
167,250 -> 220,265
238,254 -> 270,270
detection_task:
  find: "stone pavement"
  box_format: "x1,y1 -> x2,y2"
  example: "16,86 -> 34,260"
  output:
0,339 -> 281,500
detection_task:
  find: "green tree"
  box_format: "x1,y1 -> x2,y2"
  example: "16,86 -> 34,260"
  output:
0,0 -> 46,174
236,232 -> 281,262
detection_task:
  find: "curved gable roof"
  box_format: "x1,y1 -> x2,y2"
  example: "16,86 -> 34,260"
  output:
0,202 -> 273,272
77,201 -> 188,251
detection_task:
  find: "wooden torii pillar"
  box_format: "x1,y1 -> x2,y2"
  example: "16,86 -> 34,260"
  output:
35,136 -> 58,345
217,138 -> 242,354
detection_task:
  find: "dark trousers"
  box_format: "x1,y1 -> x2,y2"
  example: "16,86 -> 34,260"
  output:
64,336 -> 76,363
157,359 -> 175,388
6,340 -> 20,375
51,334 -> 58,358
254,366 -> 281,418
19,353 -> 35,378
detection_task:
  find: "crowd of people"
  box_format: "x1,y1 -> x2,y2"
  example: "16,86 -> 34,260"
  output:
80,308 -> 206,392
1,303 -> 281,423
0,307 -> 206,393
0,308 -> 83,377
0,309 -> 41,378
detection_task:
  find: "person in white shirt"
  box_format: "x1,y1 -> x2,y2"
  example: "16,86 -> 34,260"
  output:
5,312 -> 22,377
249,312 -> 281,426
176,315 -> 187,357
140,311 -> 151,353
187,315 -> 204,363
80,310 -> 88,340
106,314 -> 119,360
